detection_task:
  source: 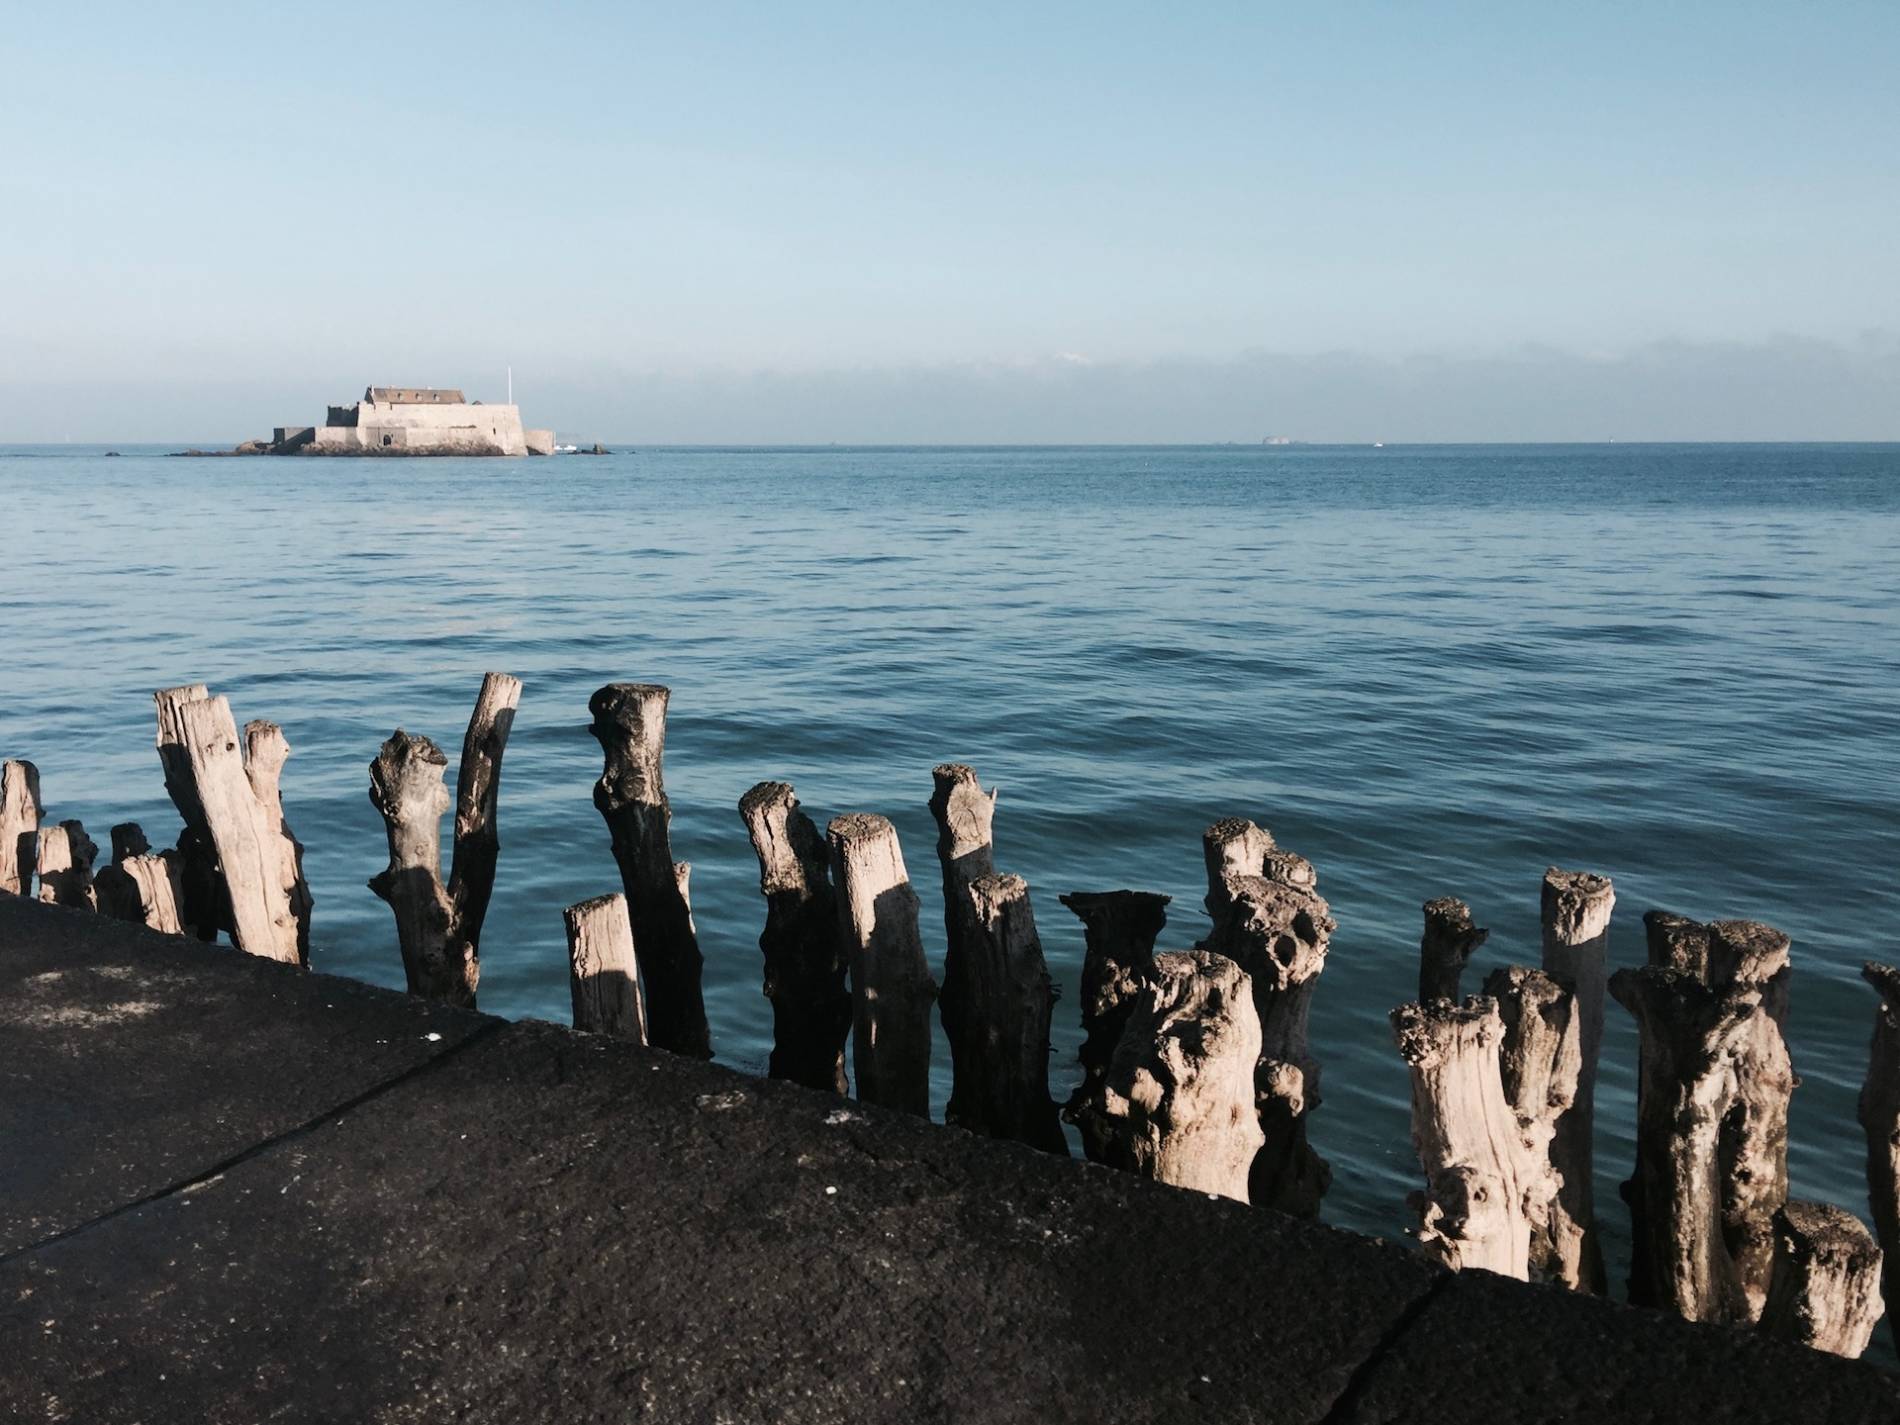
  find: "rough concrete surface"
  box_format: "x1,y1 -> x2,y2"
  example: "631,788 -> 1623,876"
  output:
1,898 -> 1896,1422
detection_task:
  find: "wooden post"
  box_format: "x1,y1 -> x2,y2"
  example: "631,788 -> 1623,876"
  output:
1857,960 -> 1900,1356
1759,1201 -> 1884,1359
35,820 -> 97,909
1708,919 -> 1795,1324
153,684 -> 224,941
565,892 -> 647,1043
1199,817 -> 1334,1216
95,823 -> 185,934
1610,964 -> 1757,1322
1539,867 -> 1614,1292
588,683 -> 709,1058
826,812 -> 937,1117
367,675 -> 521,1008
1484,965 -> 1581,1284
935,872 -> 1067,1153
0,759 -> 41,897
739,780 -> 850,1093
1419,897 -> 1488,1002
1392,995 -> 1559,1279
1069,950 -> 1263,1202
928,761 -> 997,944
1059,889 -> 1170,1105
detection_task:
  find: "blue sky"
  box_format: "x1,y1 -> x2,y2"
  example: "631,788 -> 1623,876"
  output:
2,2 -> 1896,439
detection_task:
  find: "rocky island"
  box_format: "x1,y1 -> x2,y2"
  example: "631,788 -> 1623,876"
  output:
175,386 -> 556,457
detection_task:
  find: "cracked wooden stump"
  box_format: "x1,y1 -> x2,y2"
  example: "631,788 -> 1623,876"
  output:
1071,950 -> 1263,1201
739,781 -> 850,1093
928,761 -> 997,954
1060,889 -> 1170,1108
1858,961 -> 1900,1356
936,872 -> 1067,1153
368,674 -> 520,1008
827,812 -> 937,1117
1198,816 -> 1333,1216
565,892 -> 647,1043
1419,897 -> 1488,1002
1485,964 -> 1582,1284
0,759 -> 42,897
589,683 -> 708,1058
154,686 -> 312,963
1611,963 -> 1758,1322
1538,867 -> 1614,1291
1393,995 -> 1559,1279
35,820 -> 97,909
1759,1200 -> 1883,1359
95,822 -> 184,934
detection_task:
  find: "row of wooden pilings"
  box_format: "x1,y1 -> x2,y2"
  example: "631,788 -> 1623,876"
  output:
3,675 -> 1898,1363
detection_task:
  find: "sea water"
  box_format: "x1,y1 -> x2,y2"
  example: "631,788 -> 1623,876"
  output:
4,441 -> 1896,1281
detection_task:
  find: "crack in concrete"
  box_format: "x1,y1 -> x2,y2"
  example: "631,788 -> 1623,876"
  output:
1314,1267 -> 1452,1425
0,1017 -> 507,1270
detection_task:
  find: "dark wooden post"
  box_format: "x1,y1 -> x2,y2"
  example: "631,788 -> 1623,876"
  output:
368,675 -> 520,1007
827,812 -> 937,1116
1419,897 -> 1488,1002
1759,1201 -> 1884,1359
739,780 -> 850,1093
1858,961 -> 1900,1356
1069,950 -> 1263,1202
588,683 -> 709,1058
1060,889 -> 1170,1107
95,823 -> 185,934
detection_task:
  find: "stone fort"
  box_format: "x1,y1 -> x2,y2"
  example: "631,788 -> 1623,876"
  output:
275,387 -> 555,457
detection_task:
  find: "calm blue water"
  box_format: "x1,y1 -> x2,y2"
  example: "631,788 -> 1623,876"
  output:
4,442 -> 1898,1286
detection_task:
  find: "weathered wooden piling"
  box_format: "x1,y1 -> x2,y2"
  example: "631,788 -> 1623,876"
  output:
937,873 -> 1066,1152
94,823 -> 185,934
1198,816 -> 1333,1216
1060,889 -> 1170,1102
1758,1201 -> 1884,1359
588,683 -> 709,1058
739,780 -> 850,1093
1538,867 -> 1614,1292
1610,964 -> 1757,1322
1858,960 -> 1900,1356
0,759 -> 42,897
827,812 -> 938,1116
1393,995 -> 1559,1278
927,762 -> 997,948
1419,896 -> 1488,1003
35,820 -> 98,909
1069,949 -> 1264,1202
1485,964 -> 1581,1282
367,674 -> 521,1008
154,686 -> 312,964
1707,919 -> 1795,1323
564,892 -> 647,1043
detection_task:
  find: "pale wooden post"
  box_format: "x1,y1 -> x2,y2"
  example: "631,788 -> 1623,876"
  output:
739,780 -> 850,1093
1484,964 -> 1581,1284
1419,896 -> 1488,1002
1759,1201 -> 1884,1359
1857,961 -> 1900,1356
1392,995 -> 1559,1279
565,892 -> 647,1043
1069,950 -> 1263,1203
1198,816 -> 1333,1216
936,873 -> 1066,1153
367,674 -> 520,1007
95,823 -> 185,934
35,820 -> 97,909
588,683 -> 709,1058
1610,963 -> 1756,1322
827,812 -> 937,1117
0,759 -> 42,897
1059,889 -> 1170,1105
1538,866 -> 1614,1292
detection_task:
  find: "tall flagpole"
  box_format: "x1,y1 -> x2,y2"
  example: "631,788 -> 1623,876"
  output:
507,365 -> 513,405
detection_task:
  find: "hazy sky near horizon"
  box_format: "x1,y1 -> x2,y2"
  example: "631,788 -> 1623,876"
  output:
3,2 -> 1897,440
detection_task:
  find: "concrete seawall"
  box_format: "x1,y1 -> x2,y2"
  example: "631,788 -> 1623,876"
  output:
2,896 -> 1895,1423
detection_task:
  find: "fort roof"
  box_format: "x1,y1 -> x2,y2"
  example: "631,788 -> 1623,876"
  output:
365,386 -> 466,405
